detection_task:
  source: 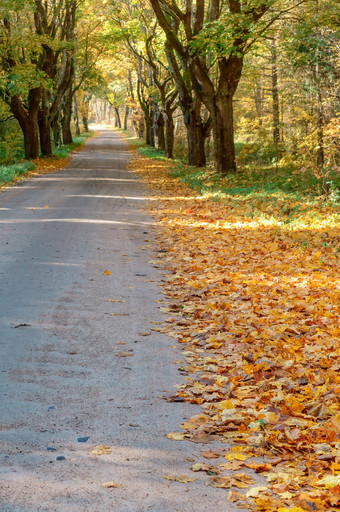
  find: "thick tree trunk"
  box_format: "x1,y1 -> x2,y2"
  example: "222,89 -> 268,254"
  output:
186,117 -> 206,167
10,90 -> 41,160
38,90 -> 52,156
38,117 -> 52,156
212,94 -> 236,173
23,122 -> 40,160
182,101 -> 207,167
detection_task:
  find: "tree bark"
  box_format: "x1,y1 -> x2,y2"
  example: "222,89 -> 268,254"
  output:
62,88 -> 73,144
38,90 -> 52,156
52,113 -> 62,147
115,108 -> 122,128
163,107 -> 174,158
10,89 -> 41,160
271,39 -> 280,148
73,95 -> 81,135
82,116 -> 89,132
185,110 -> 207,167
124,105 -> 129,130
212,94 -> 236,173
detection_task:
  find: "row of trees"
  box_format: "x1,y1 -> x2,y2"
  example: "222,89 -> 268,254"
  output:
102,0 -> 338,174
0,0 -> 339,175
0,0 -> 108,159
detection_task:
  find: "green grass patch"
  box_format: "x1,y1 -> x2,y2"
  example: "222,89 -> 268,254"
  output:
0,161 -> 35,185
53,132 -> 93,158
0,131 -> 94,187
128,138 -> 166,160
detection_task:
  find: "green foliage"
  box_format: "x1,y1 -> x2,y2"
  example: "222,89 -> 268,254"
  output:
52,133 -> 93,158
0,161 -> 35,185
0,130 -> 24,164
136,144 -> 166,160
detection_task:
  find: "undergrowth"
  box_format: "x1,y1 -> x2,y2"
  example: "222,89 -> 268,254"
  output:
0,131 -> 93,187
131,139 -> 340,238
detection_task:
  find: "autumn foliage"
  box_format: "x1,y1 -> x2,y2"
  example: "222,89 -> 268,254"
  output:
130,146 -> 340,511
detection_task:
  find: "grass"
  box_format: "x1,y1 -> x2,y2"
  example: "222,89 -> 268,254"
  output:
0,161 -> 35,185
52,133 -> 93,158
131,139 -> 340,228
0,131 -> 93,187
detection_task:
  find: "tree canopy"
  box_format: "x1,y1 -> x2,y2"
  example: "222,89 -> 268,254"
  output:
0,0 -> 338,175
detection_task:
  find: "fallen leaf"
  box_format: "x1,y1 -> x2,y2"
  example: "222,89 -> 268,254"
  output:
166,432 -> 185,441
92,445 -> 111,455
227,490 -> 247,502
103,270 -> 111,275
201,450 -> 220,459
163,474 -> 196,483
246,486 -> 269,498
190,462 -> 211,472
114,351 -> 134,357
102,481 -> 123,488
207,473 -> 255,489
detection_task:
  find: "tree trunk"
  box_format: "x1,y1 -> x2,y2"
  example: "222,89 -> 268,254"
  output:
182,100 -> 207,167
158,113 -> 165,151
52,113 -> 62,147
23,121 -> 40,159
211,94 -> 236,173
186,116 -> 206,167
38,90 -> 52,156
62,90 -> 73,144
164,108 -> 174,159
73,95 -> 81,136
115,108 -> 122,128
10,90 -> 41,160
82,116 -> 89,132
124,105 -> 129,130
314,62 -> 324,168
138,118 -> 144,139
271,39 -> 280,149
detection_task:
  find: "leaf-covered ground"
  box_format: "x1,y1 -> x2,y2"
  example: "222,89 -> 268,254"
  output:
129,149 -> 340,511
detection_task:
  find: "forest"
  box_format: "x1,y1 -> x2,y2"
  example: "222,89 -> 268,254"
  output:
0,0 -> 339,192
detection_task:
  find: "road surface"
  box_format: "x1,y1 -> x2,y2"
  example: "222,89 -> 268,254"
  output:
0,129 -> 238,511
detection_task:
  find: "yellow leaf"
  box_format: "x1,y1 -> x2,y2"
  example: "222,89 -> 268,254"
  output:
225,453 -> 247,461
166,432 -> 185,441
92,445 -> 111,455
190,462 -> 210,472
227,490 -> 247,502
316,474 -> 340,488
246,486 -> 268,498
163,474 -> 196,483
215,399 -> 234,410
114,351 -> 134,357
102,481 -> 123,488
103,270 -> 111,275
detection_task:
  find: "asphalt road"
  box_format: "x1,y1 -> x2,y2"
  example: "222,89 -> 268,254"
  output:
0,129 -> 239,511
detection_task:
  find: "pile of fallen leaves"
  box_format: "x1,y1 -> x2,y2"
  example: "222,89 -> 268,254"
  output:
129,149 -> 340,511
